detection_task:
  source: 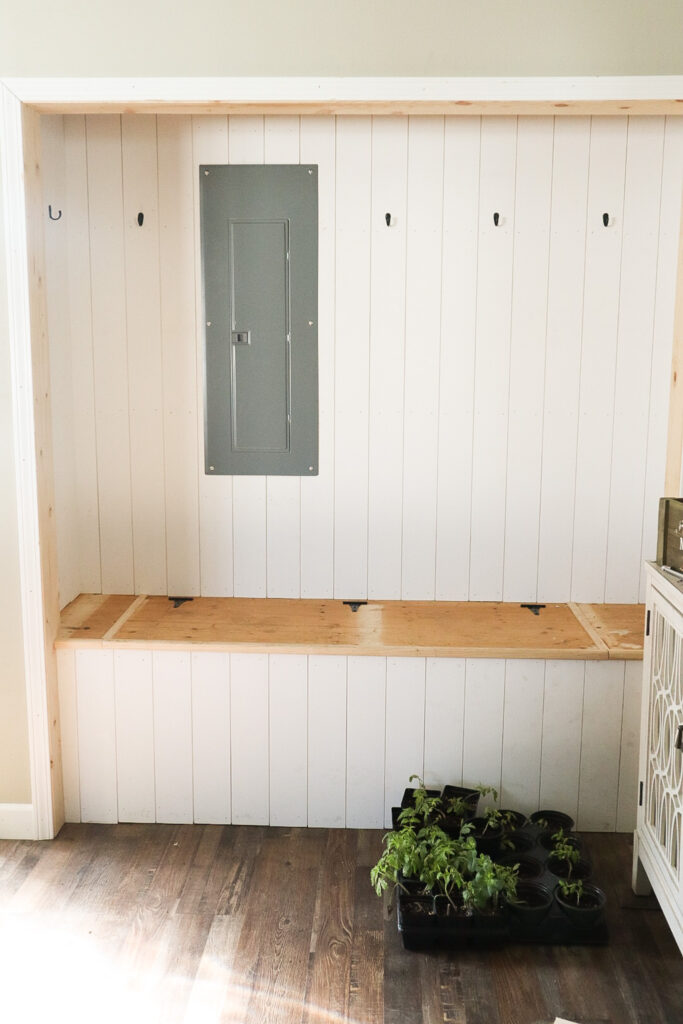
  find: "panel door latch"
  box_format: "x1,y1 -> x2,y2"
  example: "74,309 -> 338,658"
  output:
231,330 -> 251,346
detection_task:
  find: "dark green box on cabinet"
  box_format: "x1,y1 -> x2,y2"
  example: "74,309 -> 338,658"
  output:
657,497 -> 683,572
200,164 -> 318,476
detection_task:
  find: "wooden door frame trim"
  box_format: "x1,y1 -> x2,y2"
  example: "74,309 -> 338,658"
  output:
0,75 -> 682,837
0,83 -> 61,839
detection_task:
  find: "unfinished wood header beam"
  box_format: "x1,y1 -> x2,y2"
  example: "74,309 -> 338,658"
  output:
3,76 -> 683,116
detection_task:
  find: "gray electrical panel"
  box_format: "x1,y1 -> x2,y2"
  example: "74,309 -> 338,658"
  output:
200,164 -> 318,475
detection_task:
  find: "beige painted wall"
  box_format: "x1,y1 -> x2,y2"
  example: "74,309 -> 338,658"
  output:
1,0 -> 683,76
0,149 -> 32,805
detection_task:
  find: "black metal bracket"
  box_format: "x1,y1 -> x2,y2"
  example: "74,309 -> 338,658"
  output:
646,609 -> 651,636
343,600 -> 367,613
493,211 -> 500,226
138,212 -> 144,226
639,781 -> 643,806
676,725 -> 683,751
169,596 -> 194,609
521,603 -> 545,616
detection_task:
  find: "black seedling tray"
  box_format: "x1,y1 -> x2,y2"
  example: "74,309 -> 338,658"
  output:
396,820 -> 608,949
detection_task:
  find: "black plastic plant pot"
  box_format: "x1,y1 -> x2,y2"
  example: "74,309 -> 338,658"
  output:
507,881 -> 555,929
547,855 -> 592,881
471,908 -> 508,945
530,809 -> 576,833
499,853 -> 544,881
400,786 -> 441,809
501,829 -> 535,854
441,784 -> 480,813
539,829 -> 581,853
469,817 -> 503,856
555,883 -> 607,929
499,809 -> 527,832
397,892 -> 438,950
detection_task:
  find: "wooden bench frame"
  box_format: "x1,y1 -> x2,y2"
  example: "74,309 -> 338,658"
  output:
1,75 -> 679,838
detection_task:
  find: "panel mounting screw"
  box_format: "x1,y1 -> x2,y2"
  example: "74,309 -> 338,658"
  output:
204,170 -> 210,175
308,320 -> 314,326
206,321 -> 212,327
308,169 -> 313,175
309,466 -> 314,471
209,465 -> 215,471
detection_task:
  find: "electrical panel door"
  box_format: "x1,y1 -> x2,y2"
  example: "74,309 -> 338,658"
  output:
201,164 -> 318,475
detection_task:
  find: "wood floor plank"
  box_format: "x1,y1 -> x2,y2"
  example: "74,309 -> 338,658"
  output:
302,829 -> 355,1024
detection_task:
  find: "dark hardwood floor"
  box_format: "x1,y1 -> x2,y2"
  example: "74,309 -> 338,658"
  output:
0,825 -> 681,1023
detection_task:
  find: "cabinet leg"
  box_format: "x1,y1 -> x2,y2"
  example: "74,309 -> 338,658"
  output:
632,831 -> 652,896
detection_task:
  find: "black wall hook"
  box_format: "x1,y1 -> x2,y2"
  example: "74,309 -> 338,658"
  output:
493,212 -> 500,227
48,205 -> 62,221
603,212 -> 609,227
137,212 -> 144,226
385,212 -> 391,226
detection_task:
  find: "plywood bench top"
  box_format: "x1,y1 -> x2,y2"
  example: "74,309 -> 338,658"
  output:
56,594 -> 644,660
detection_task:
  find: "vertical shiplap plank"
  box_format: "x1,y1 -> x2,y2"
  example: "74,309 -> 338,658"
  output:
86,114 -> 135,593
158,115 -> 201,596
308,655 -> 347,827
462,660 -> 505,795
229,117 -> 268,597
334,118 -> 371,599
384,658 -> 426,825
606,119 -> 665,602
539,660 -> 585,820
578,661 -> 625,830
537,118 -> 590,601
269,654 -> 308,826
346,656 -> 385,827
192,116 -> 233,597
617,660 -> 644,832
76,650 -> 117,823
42,115 -> 80,609
469,118 -> 517,600
640,118 -> 683,595
423,658 -> 466,788
501,660 -> 545,814
114,649 -> 155,822
56,648 -> 80,822
503,118 -> 553,602
300,117 -> 335,598
191,651 -> 230,824
230,652 -> 269,824
401,118 -> 445,599
435,118 -> 481,600
122,114 -> 167,595
264,117 -> 302,598
152,650 -> 193,823
367,116 -> 408,598
64,116 -> 101,593
571,117 -> 628,601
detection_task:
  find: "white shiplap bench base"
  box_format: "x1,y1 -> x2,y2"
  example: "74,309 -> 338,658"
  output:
57,647 -> 641,833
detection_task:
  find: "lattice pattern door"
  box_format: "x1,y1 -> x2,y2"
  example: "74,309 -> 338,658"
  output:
644,596 -> 683,879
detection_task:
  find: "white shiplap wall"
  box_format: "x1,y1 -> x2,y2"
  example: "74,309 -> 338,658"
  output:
56,647 -> 642,831
42,114 -> 683,607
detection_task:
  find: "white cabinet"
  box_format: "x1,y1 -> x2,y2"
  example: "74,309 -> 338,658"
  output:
633,563 -> 683,955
